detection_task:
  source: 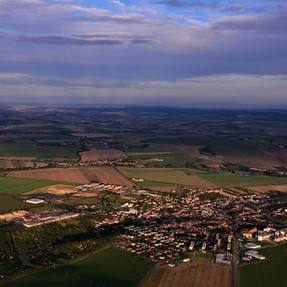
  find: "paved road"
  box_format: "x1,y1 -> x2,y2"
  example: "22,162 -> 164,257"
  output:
232,233 -> 239,287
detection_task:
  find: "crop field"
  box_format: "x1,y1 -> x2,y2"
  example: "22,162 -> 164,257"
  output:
0,194 -> 31,213
119,168 -> 287,190
119,168 -> 216,188
136,180 -> 178,192
139,258 -> 231,287
200,172 -> 287,188
220,152 -> 287,170
2,246 -> 153,287
127,153 -> 195,168
0,177 -> 55,195
0,141 -> 79,160
80,148 -> 127,162
149,135 -> 261,156
93,167 -> 134,187
247,184 -> 287,193
239,244 -> 287,287
26,184 -> 78,196
9,167 -> 134,187
0,159 -> 48,170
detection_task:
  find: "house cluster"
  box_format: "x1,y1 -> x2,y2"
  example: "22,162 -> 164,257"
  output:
242,226 -> 287,243
123,224 -> 233,266
93,187 -> 286,265
76,183 -> 131,194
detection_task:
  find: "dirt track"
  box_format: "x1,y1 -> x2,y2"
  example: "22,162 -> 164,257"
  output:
139,258 -> 231,287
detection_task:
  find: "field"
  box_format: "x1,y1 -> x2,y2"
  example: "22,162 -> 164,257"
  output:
136,180 -> 178,192
0,159 -> 48,170
9,167 -> 134,187
0,177 -> 55,195
2,246 -> 153,287
199,172 -> 287,188
0,194 -> 31,213
139,258 -> 231,287
119,167 -> 287,190
127,153 -> 195,168
80,148 -> 127,162
119,168 -> 216,188
247,184 -> 287,193
26,184 -> 78,196
0,141 -> 79,160
239,244 -> 287,287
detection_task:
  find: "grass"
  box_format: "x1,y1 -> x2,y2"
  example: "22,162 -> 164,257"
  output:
2,246 -> 153,287
0,194 -> 31,213
239,244 -> 287,287
0,177 -> 55,195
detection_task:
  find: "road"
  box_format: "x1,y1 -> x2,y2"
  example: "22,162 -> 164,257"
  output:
232,233 -> 239,287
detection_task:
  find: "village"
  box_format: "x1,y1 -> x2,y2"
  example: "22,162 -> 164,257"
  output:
1,180 -> 286,269
73,183 -> 287,266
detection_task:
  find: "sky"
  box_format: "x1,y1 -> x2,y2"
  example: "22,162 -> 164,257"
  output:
0,0 -> 287,107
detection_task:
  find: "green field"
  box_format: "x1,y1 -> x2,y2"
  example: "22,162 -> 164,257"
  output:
149,135 -> 262,156
0,194 -> 31,213
119,167 -> 214,187
120,167 -> 287,189
128,153 -> 194,168
239,244 -> 287,287
0,177 -> 54,195
136,180 -> 178,191
199,172 -> 287,187
2,246 -> 153,287
0,141 -> 79,159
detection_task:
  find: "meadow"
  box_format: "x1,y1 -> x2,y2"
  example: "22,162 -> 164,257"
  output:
2,246 -> 153,287
239,244 -> 287,287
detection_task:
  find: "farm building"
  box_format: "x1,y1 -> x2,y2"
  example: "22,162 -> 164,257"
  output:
25,198 -> 45,205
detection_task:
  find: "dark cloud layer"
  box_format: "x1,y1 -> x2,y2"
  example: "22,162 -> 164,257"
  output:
17,35 -> 124,46
0,0 -> 286,106
16,35 -> 156,46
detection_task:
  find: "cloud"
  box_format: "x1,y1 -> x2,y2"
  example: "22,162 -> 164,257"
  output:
154,0 -> 220,9
16,35 -> 124,46
1,73 -> 286,108
0,0 -> 286,106
15,33 -> 157,46
212,11 -> 287,34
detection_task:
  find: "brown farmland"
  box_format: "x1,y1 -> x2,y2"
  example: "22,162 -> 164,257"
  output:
25,184 -> 78,196
139,258 -> 231,287
1,159 -> 48,169
8,167 -> 134,187
80,148 -> 127,162
248,184 -> 287,193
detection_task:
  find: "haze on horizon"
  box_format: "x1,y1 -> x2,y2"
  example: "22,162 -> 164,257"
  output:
0,0 -> 287,107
